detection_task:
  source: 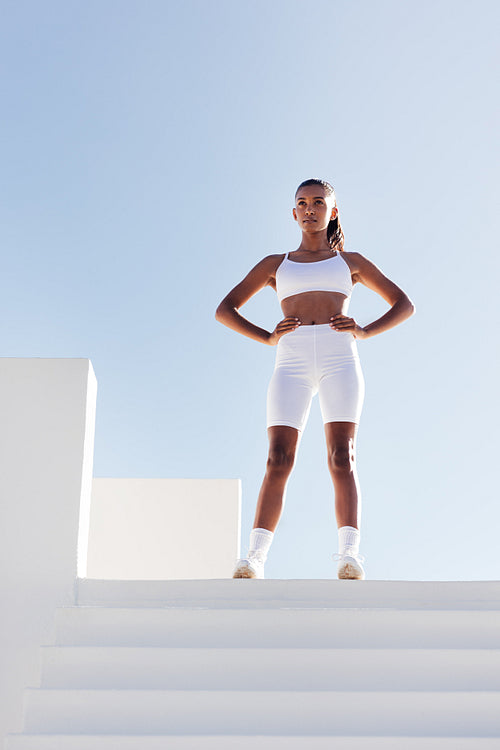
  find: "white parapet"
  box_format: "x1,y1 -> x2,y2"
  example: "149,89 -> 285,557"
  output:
0,359 -> 97,740
86,478 -> 241,580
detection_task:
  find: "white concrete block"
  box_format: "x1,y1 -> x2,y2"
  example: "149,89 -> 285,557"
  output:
86,478 -> 241,579
0,359 -> 96,740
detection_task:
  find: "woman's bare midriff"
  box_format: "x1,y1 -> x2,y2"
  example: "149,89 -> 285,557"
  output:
280,290 -> 350,325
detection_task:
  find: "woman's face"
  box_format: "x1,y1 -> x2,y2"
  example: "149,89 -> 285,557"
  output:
293,185 -> 337,232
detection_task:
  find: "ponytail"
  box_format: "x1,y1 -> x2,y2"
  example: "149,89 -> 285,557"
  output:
327,214 -> 345,252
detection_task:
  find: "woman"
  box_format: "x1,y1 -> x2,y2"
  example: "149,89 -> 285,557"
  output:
216,178 -> 414,580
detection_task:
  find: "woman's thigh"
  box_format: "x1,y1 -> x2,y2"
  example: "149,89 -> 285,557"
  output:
267,366 -> 314,432
324,420 -> 358,452
318,358 -> 364,425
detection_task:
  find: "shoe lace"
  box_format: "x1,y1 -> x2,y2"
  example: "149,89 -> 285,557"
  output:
332,552 -> 365,563
247,550 -> 266,565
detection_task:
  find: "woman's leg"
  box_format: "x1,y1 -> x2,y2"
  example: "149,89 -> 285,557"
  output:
253,424 -> 300,531
237,328 -> 310,578
233,425 -> 299,578
324,421 -> 360,529
324,420 -> 364,579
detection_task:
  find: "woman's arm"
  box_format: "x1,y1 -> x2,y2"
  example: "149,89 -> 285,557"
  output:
331,252 -> 415,339
216,254 -> 300,345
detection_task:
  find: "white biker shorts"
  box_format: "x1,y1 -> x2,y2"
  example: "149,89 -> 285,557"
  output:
266,324 -> 365,431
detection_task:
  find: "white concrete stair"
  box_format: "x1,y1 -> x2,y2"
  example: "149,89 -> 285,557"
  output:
39,646 -> 500,690
5,579 -> 500,749
5,739 -> 500,750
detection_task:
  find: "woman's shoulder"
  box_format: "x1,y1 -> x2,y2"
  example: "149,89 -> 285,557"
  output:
340,251 -> 365,270
253,252 -> 287,275
341,251 -> 377,269
341,251 -> 375,284
237,253 -> 287,290
342,250 -> 368,262
249,253 -> 287,292
263,251 -> 287,263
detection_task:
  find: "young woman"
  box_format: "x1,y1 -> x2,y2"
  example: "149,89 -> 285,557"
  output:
216,178 -> 414,580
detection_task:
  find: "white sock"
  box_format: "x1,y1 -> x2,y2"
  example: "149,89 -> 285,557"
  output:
248,527 -> 274,561
338,525 -> 360,556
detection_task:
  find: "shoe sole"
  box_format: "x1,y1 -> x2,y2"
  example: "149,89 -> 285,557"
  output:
232,565 -> 258,579
338,562 -> 365,580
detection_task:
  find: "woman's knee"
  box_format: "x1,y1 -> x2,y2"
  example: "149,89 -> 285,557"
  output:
327,441 -> 355,475
266,444 -> 296,475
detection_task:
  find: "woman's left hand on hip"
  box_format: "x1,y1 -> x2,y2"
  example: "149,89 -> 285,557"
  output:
330,314 -> 367,339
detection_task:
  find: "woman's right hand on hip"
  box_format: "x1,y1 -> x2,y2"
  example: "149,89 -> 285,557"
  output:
268,317 -> 301,345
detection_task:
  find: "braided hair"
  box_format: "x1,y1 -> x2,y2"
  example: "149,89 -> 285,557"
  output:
295,178 -> 345,252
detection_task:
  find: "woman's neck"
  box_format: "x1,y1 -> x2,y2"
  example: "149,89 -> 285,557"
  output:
296,232 -> 331,253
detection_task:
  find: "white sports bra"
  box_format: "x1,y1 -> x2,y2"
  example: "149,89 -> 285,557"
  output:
275,251 -> 353,303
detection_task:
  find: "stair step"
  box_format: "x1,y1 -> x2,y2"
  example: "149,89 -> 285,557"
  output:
76,578 -> 500,610
11,581 -> 500,747
23,689 -> 500,735
5,735 -> 500,750
40,646 -> 500,690
55,606 -> 500,648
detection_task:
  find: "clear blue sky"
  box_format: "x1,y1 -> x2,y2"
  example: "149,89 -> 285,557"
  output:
1,0 -> 499,580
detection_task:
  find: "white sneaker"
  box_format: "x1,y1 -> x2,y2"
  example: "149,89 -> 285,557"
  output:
333,552 -> 365,580
232,551 -> 265,579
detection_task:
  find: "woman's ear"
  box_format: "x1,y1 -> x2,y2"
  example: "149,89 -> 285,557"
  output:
292,208 -> 298,221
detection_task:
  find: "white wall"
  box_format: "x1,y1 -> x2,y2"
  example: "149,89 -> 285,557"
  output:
0,359 -> 97,740
86,478 -> 241,580
0,358 -> 242,748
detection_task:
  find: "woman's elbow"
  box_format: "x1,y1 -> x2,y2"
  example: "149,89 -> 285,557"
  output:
215,300 -> 231,322
403,294 -> 416,318
393,292 -> 415,319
